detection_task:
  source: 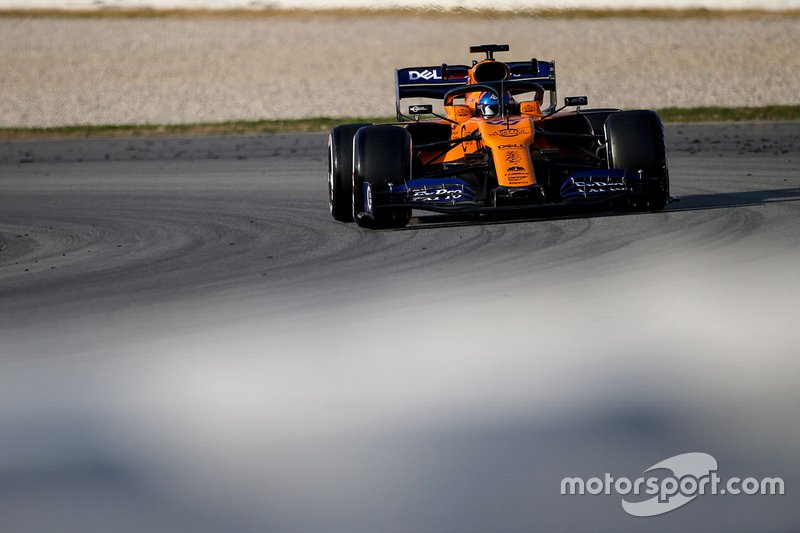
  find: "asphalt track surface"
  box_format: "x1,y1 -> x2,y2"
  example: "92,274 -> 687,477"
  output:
1,122 -> 799,532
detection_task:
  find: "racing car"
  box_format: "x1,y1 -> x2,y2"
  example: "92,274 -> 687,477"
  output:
328,44 -> 669,229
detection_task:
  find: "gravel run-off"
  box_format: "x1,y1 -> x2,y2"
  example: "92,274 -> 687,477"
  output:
2,14 -> 799,127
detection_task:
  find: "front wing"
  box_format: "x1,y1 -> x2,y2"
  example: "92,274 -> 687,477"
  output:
362,169 -> 666,216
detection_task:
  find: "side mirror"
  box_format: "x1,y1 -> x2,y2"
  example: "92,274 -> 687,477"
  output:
408,104 -> 433,115
564,96 -> 588,107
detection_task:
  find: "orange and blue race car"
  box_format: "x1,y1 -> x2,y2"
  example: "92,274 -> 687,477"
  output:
328,44 -> 670,229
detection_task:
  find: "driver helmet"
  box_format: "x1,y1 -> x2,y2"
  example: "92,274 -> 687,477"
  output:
476,91 -> 514,118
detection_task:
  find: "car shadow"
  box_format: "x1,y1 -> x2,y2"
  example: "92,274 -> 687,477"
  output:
666,186 -> 800,212
398,187 -> 800,230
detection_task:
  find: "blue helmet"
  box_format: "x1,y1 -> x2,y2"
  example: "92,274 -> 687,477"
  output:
476,91 -> 513,118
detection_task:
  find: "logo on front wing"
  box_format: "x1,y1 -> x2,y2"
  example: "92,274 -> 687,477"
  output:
411,188 -> 464,202
573,181 -> 627,193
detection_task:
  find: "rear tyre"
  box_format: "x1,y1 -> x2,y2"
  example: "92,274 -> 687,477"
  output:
352,126 -> 412,229
605,110 -> 669,212
328,123 -> 371,222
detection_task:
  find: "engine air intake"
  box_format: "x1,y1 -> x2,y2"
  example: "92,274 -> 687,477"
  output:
472,61 -> 510,83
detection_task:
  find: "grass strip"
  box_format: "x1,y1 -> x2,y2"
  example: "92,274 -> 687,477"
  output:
657,105 -> 800,123
2,106 -> 800,140
0,117 -> 388,140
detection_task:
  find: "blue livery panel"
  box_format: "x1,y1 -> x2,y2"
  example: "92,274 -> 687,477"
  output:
396,61 -> 556,101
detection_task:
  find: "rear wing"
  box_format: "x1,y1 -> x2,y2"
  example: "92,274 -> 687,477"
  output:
395,60 -> 557,119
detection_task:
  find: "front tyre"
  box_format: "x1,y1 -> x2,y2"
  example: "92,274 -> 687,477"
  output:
352,125 -> 412,229
328,123 -> 371,222
605,110 -> 669,212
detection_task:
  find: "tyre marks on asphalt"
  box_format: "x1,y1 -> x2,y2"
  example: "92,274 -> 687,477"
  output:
1,123 -> 800,328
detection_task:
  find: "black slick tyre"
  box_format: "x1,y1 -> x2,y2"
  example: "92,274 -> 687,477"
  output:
352,125 -> 413,229
328,123 -> 371,222
605,110 -> 670,212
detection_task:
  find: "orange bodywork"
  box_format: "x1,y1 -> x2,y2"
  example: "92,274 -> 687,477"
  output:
477,118 -> 537,187
413,57 -> 552,187
435,117 -> 537,187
